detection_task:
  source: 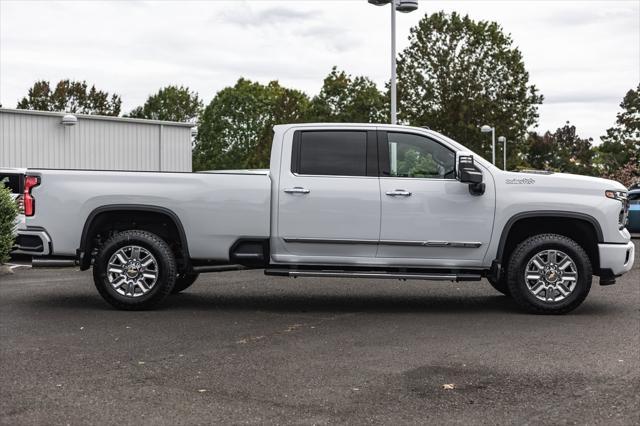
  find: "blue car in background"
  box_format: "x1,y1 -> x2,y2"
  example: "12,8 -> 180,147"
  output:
628,189 -> 640,233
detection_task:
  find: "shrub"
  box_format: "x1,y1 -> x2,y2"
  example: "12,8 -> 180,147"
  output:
0,185 -> 18,264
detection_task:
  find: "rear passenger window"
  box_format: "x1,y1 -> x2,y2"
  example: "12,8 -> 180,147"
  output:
295,131 -> 368,176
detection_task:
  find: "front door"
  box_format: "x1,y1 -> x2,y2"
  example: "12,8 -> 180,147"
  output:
377,130 -> 495,266
274,129 -> 381,264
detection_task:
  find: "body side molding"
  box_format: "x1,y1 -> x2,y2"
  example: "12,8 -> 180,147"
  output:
284,237 -> 482,248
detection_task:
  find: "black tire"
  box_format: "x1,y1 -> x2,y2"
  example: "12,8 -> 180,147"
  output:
487,274 -> 511,296
171,273 -> 199,294
93,230 -> 176,310
507,233 -> 592,315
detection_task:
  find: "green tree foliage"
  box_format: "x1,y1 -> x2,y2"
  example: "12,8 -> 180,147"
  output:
595,84 -> 640,176
602,154 -> 639,188
193,78 -> 309,170
17,79 -> 122,116
396,11 -> 543,162
308,67 -> 388,123
128,85 -> 202,122
0,185 -> 18,264
395,149 -> 439,178
523,123 -> 594,175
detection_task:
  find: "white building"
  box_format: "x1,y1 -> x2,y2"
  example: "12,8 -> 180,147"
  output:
0,108 -> 194,172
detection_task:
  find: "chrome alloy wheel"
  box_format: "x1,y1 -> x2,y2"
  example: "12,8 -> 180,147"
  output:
107,245 -> 158,297
524,249 -> 578,302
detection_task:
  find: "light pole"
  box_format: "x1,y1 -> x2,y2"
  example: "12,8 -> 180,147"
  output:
368,0 -> 419,125
481,125 -> 496,165
498,136 -> 507,170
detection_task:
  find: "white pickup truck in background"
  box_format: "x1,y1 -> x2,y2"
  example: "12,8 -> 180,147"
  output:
2,123 -> 635,314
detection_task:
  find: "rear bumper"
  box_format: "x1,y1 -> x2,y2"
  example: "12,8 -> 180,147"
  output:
11,227 -> 52,256
598,241 -> 635,276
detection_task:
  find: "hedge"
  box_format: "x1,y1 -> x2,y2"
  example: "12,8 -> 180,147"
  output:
0,185 -> 18,264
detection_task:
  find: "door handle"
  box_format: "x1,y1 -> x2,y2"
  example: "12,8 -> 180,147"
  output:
386,189 -> 412,196
284,187 -> 311,194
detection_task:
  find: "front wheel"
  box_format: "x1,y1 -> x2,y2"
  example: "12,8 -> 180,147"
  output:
507,234 -> 592,315
93,230 -> 176,310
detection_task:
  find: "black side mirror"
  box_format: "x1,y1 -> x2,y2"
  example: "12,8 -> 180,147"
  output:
457,155 -> 485,195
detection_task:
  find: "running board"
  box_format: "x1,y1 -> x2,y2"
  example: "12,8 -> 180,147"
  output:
265,269 -> 482,282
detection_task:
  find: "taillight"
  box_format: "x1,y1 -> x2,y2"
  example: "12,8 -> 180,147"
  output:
23,175 -> 40,217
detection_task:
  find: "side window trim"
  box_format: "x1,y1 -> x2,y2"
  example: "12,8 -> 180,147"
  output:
291,130 -> 301,174
376,130 -> 456,179
290,130 -> 378,177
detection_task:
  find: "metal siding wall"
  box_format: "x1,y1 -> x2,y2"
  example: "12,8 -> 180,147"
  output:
160,125 -> 192,172
0,110 -> 192,171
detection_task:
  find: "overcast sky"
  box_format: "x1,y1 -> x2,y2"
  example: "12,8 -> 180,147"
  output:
1,0 -> 638,142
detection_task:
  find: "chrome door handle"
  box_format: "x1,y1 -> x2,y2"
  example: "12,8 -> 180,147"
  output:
386,189 -> 412,196
284,187 -> 310,194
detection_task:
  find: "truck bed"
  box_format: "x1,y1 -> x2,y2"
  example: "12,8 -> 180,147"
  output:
24,169 -> 271,260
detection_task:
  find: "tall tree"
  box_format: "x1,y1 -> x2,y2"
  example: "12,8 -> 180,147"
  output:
17,79 -> 121,116
523,122 -> 594,175
128,85 -> 202,122
396,11 -> 543,161
308,67 -> 388,123
595,84 -> 640,176
193,78 -> 309,171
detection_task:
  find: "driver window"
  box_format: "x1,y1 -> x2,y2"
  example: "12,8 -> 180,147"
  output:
387,132 -> 456,179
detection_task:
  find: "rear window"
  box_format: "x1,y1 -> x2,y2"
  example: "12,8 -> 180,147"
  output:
0,174 -> 22,194
629,192 -> 640,204
294,131 -> 368,177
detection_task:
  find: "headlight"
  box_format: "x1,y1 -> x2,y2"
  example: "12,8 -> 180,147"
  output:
605,190 -> 629,228
605,190 -> 627,201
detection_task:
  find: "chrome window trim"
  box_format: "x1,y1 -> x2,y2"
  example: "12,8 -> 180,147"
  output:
290,172 -> 379,179
379,176 -> 455,182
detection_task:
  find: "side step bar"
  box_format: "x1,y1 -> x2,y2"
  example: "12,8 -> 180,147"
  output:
265,269 -> 482,282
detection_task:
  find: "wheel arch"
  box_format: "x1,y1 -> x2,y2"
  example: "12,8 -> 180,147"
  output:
496,211 -> 603,274
78,204 -> 190,271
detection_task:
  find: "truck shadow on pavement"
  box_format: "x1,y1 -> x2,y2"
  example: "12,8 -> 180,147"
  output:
26,291 -> 614,316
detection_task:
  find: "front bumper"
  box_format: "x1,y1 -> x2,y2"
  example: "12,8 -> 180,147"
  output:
598,241 -> 635,276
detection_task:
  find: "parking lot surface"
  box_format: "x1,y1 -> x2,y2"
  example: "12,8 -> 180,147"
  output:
1,241 -> 638,425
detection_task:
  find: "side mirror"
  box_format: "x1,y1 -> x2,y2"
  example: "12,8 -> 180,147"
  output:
457,155 -> 485,196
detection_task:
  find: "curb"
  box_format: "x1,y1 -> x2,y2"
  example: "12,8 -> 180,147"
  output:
0,265 -> 14,275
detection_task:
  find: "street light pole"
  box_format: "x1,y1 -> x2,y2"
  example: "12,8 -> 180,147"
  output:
368,0 -> 418,125
504,137 -> 507,170
481,125 -> 496,165
498,136 -> 507,170
492,127 -> 496,165
390,3 -> 397,125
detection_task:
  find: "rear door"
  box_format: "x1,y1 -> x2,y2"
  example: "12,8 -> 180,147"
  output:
274,129 -> 381,262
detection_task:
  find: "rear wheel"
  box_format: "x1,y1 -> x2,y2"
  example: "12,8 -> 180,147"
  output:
93,230 -> 176,310
171,273 -> 199,294
507,233 -> 592,314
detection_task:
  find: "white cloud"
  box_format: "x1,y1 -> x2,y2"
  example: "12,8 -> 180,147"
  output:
1,0 -> 638,143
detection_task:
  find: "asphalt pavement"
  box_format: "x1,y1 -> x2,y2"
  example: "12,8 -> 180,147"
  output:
1,242 -> 638,425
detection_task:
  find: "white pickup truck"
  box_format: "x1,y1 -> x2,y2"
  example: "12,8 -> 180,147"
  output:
3,124 -> 635,313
